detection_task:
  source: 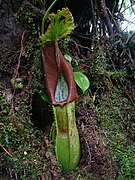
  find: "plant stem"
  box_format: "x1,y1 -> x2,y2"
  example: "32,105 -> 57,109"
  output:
41,0 -> 59,35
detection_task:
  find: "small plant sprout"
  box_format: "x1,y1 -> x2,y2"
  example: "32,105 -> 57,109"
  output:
11,77 -> 23,89
64,54 -> 72,63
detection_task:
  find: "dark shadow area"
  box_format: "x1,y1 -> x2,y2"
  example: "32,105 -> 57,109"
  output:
30,93 -> 54,129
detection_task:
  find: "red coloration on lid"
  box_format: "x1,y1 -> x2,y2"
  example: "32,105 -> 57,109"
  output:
42,42 -> 79,106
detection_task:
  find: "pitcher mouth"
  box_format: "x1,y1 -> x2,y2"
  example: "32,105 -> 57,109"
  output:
42,42 -> 79,107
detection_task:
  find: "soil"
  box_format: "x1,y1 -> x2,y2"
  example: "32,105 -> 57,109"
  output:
0,0 -> 23,88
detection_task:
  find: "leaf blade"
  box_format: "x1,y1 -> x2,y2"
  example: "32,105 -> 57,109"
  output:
40,8 -> 74,44
73,72 -> 90,93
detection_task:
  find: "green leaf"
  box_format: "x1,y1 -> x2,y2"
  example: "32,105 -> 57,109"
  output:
40,8 -> 74,44
39,89 -> 49,102
73,72 -> 90,93
64,54 -> 72,63
15,83 -> 23,89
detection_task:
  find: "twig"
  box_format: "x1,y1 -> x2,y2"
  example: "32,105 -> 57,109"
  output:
0,144 -> 13,157
15,30 -> 26,79
118,0 -> 124,12
41,0 -> 59,35
110,58 -> 135,106
22,1 -> 44,18
70,38 -> 92,60
126,32 -> 135,45
105,70 -> 114,88
128,49 -> 135,65
121,4 -> 135,14
105,70 -> 128,118
11,30 -> 26,122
